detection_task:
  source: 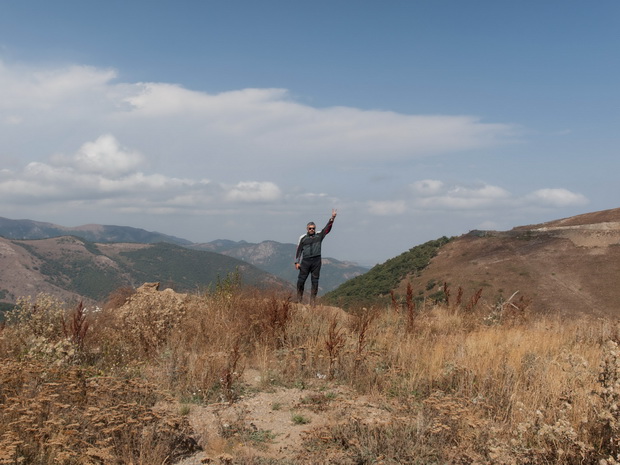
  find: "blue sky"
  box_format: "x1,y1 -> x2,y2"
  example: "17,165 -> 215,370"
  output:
0,1 -> 618,265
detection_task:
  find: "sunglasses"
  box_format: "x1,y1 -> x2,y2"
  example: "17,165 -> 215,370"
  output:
307,227 -> 315,231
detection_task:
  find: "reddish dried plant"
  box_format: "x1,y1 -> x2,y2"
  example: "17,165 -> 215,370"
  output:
465,288 -> 483,312
405,282 -> 416,333
443,282 -> 451,307
325,316 -> 346,379
390,290 -> 399,313
63,301 -> 89,351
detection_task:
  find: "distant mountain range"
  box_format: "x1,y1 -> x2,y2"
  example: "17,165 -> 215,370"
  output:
0,217 -> 368,311
0,217 -> 192,245
0,236 -> 292,313
191,240 -> 368,296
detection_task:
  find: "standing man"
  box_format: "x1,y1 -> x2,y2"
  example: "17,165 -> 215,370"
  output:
294,209 -> 337,305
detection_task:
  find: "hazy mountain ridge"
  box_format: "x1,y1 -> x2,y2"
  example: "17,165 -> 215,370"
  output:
0,217 -> 367,296
192,239 -> 369,294
0,216 -> 191,245
326,207 -> 620,317
0,237 -> 293,312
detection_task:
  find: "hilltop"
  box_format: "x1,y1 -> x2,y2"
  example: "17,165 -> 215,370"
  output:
327,207 -> 620,317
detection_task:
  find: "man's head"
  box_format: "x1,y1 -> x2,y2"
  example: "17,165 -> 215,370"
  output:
306,222 -> 316,235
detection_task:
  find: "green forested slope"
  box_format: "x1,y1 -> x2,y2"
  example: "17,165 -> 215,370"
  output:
324,236 -> 452,307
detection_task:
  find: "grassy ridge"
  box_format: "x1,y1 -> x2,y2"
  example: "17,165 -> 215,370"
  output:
120,242 -> 259,291
324,236 -> 452,307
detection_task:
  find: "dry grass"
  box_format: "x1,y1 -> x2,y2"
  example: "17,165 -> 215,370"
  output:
0,359 -> 198,465
2,283 -> 620,464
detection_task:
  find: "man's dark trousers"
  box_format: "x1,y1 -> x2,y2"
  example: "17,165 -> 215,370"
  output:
297,256 -> 322,304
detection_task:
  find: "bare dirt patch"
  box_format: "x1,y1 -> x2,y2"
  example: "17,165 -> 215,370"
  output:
175,371 -> 391,464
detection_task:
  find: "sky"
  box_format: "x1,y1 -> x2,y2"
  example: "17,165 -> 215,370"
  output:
0,1 -> 618,266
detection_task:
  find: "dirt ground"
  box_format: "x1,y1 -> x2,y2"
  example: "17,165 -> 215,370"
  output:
174,368 -> 391,464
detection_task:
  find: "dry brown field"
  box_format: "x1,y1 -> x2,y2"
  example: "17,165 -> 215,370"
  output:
2,281 -> 620,464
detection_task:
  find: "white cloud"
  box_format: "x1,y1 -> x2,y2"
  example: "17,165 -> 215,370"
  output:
412,181 -> 511,209
0,61 -> 117,111
411,179 -> 445,196
367,200 -> 407,216
0,161 -> 191,203
224,181 -> 282,202
524,188 -> 588,207
406,181 -> 588,212
112,83 -> 519,169
51,134 -> 145,176
0,134 -> 282,210
32,65 -> 117,105
0,61 -> 519,172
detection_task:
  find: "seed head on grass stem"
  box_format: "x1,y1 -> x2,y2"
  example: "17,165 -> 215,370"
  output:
325,316 -> 346,380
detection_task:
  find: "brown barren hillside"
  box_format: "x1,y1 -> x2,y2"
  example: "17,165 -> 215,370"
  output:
0,237 -> 90,305
399,207 -> 620,317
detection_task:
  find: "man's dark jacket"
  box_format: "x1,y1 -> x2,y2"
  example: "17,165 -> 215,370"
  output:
295,218 -> 334,264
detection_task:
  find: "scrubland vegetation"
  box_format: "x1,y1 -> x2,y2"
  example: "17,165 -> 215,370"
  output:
325,237 -> 452,307
2,278 -> 620,464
